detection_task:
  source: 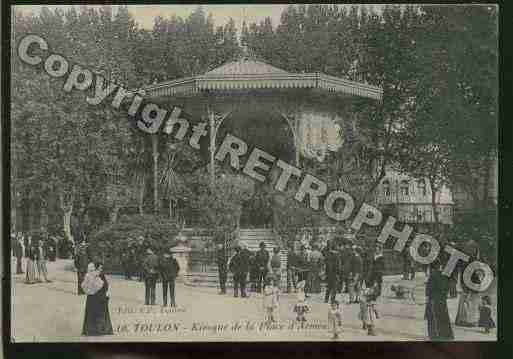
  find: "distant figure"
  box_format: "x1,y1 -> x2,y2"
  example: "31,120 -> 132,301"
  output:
349,245 -> 363,303
328,300 -> 343,340
425,260 -> 454,340
82,262 -> 114,336
293,280 -> 309,325
402,249 -> 415,280
13,234 -> 24,274
478,295 -> 495,334
121,246 -> 131,280
25,236 -> 37,284
296,246 -> 310,295
36,239 -> 52,282
249,252 -> 258,292
142,248 -> 159,305
367,243 -> 385,297
340,243 -> 353,293
455,243 -> 481,327
229,245 -> 249,298
262,275 -> 279,324
270,247 -> 282,290
447,242 -> 458,298
74,241 -> 89,295
286,245 -> 298,293
159,248 -> 180,307
136,238 -> 145,282
359,284 -> 380,336
324,241 -> 340,304
255,242 -> 270,293
215,243 -> 228,295
308,244 -> 323,294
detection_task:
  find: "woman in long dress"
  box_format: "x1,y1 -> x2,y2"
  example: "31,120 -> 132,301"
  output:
24,237 -> 38,284
82,262 -> 114,336
455,241 -> 481,327
425,260 -> 454,340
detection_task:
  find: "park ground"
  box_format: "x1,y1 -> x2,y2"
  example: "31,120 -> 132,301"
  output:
10,258 -> 496,342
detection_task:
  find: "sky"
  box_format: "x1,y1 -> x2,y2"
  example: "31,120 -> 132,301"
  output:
15,4 -> 294,30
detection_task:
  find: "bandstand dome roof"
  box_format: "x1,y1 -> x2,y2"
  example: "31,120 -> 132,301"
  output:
136,57 -> 383,101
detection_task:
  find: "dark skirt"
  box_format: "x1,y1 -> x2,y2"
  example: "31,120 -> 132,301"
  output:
425,300 -> 454,340
478,306 -> 495,329
82,293 -> 114,336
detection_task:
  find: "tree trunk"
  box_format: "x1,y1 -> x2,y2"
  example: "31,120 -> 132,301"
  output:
429,179 -> 440,233
137,176 -> 145,215
40,198 -> 48,232
152,135 -> 159,214
481,155 -> 492,207
59,191 -> 74,242
11,183 -> 17,233
169,198 -> 174,220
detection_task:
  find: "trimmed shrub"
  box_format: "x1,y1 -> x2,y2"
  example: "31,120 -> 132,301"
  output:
88,214 -> 180,273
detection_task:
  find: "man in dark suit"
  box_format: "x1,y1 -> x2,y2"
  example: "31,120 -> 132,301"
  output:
367,243 -> 386,297
349,245 -> 363,303
13,234 -> 24,274
36,239 -> 52,282
324,241 -> 341,303
340,243 -> 353,293
255,242 -> 270,293
229,245 -> 250,298
286,244 -> 298,293
216,243 -> 228,294
143,248 -> 159,305
74,241 -> 89,294
159,248 -> 180,307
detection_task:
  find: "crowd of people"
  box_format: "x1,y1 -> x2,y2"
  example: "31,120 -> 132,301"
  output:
11,231 -> 56,284
12,230 -> 495,340
211,237 -> 494,339
214,239 -> 385,304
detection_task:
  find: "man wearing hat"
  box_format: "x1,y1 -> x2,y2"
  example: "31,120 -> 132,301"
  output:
216,243 -> 228,295
13,233 -> 24,274
255,241 -> 270,293
159,248 -> 180,307
367,243 -> 385,298
324,241 -> 341,303
229,244 -> 250,298
74,241 -> 89,295
349,245 -> 363,303
142,248 -> 159,305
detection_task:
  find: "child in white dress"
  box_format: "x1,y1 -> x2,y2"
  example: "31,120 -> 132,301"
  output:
328,300 -> 343,339
263,276 -> 280,323
293,280 -> 309,325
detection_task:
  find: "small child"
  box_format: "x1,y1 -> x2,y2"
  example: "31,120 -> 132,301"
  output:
478,296 -> 495,334
328,300 -> 342,340
263,275 -> 279,323
359,284 -> 379,336
293,280 -> 309,325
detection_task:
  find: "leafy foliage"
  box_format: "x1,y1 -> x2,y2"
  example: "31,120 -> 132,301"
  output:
88,214 -> 180,268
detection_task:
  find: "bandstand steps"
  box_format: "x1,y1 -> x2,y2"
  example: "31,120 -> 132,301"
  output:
186,229 -> 289,288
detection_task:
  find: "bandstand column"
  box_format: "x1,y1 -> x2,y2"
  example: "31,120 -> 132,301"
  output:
208,107 -> 215,185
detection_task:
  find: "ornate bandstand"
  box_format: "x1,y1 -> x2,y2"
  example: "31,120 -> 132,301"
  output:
138,55 -> 383,284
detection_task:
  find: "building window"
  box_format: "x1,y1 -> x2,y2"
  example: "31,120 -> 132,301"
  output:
416,208 -> 423,222
418,179 -> 427,196
383,180 -> 391,196
400,180 -> 409,196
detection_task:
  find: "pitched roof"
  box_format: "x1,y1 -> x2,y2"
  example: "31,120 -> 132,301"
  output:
204,59 -> 289,76
136,58 -> 383,101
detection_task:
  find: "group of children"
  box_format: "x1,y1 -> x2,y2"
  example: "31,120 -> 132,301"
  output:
261,274 -> 381,339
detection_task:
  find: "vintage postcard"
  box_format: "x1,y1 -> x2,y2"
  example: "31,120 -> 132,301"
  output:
8,4 -> 498,343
